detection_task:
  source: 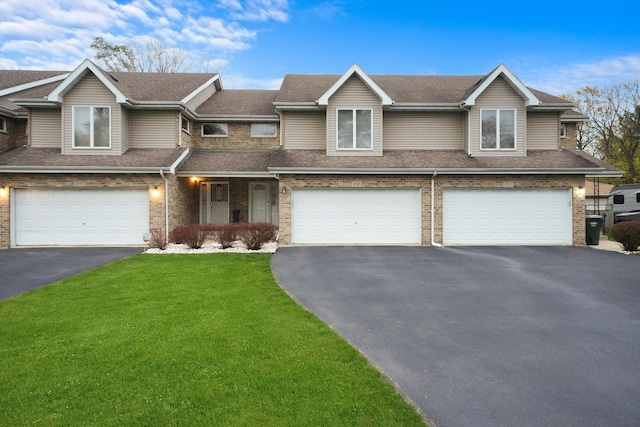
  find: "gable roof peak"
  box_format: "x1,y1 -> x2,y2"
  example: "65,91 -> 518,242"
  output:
317,63 -> 393,106
462,63 -> 540,107
48,58 -> 127,103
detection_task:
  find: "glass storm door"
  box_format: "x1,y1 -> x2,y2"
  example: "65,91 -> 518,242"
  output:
250,182 -> 279,225
200,182 -> 229,224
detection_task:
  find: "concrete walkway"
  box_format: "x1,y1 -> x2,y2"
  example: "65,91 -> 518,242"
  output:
587,234 -> 625,252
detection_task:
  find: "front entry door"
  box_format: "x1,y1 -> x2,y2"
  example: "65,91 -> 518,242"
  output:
250,182 -> 279,225
200,182 -> 229,224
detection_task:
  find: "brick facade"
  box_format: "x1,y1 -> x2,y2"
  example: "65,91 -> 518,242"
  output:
0,118 -> 27,154
192,122 -> 280,149
277,174 -> 586,246
560,123 -> 578,150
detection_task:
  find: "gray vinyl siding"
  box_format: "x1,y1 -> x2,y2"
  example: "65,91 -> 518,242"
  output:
327,75 -> 382,156
62,73 -> 121,155
470,76 -> 526,157
282,111 -> 325,149
527,112 -> 559,150
383,111 -> 464,150
185,82 -> 217,111
121,106 -> 130,152
30,108 -> 61,148
129,110 -> 178,148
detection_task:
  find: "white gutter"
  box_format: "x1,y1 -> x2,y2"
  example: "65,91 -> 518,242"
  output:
0,166 -> 173,174
267,167 -> 614,175
170,148 -> 191,173
467,109 -> 472,155
430,171 -> 443,248
176,171 -> 274,178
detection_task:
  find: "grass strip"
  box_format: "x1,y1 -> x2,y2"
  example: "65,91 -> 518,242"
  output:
0,254 -> 425,426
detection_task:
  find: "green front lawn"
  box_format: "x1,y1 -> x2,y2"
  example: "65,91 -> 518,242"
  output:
0,254 -> 426,426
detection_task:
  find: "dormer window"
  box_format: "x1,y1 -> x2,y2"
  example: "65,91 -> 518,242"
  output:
72,106 -> 111,148
481,109 -> 515,150
337,109 -> 372,150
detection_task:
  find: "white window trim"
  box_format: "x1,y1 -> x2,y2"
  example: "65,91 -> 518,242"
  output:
560,123 -> 567,138
202,123 -> 228,137
0,117 -> 6,133
72,106 -> 112,149
250,123 -> 277,138
181,116 -> 191,134
336,108 -> 373,150
480,109 -> 517,151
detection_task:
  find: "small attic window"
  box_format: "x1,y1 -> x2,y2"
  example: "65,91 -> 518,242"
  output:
560,123 -> 567,138
181,116 -> 190,133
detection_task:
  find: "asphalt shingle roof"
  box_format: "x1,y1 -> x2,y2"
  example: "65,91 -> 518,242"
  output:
268,149 -> 620,172
180,149 -> 274,173
196,90 -> 278,116
0,70 -> 68,91
276,74 -> 570,105
105,71 -> 218,102
0,147 -> 188,170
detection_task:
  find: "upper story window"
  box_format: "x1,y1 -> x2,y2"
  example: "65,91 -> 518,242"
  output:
251,123 -> 277,137
181,116 -> 190,133
337,109 -> 372,150
481,109 -> 515,150
0,117 -> 6,133
560,123 -> 567,138
613,194 -> 624,204
202,123 -> 228,137
73,106 -> 110,148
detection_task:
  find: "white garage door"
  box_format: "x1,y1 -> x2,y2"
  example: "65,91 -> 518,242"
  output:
443,188 -> 572,245
291,188 -> 421,244
15,189 -> 149,246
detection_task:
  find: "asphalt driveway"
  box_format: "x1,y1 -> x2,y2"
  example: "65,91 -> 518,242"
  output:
0,247 -> 143,300
272,246 -> 640,427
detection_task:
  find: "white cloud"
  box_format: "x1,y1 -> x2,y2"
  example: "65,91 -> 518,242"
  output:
524,54 -> 640,95
0,0 -> 289,72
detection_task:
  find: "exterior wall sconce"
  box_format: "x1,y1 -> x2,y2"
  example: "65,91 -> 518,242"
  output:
151,186 -> 160,197
0,186 -> 8,197
577,187 -> 585,196
191,176 -> 200,184
281,186 -> 286,194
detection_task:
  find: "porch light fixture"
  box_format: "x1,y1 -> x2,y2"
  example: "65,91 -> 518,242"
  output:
0,186 -> 8,197
577,186 -> 585,196
281,186 -> 286,193
191,176 -> 200,184
151,186 -> 160,197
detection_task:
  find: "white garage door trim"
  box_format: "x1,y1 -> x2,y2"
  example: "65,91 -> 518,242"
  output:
13,188 -> 149,246
291,188 -> 421,245
443,188 -> 572,245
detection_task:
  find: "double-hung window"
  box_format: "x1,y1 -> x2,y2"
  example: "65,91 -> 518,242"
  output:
481,109 -> 515,150
337,109 -> 372,150
73,106 -> 111,148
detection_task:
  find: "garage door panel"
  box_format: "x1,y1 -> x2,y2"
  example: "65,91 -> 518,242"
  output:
444,189 -> 572,245
292,188 -> 421,245
15,189 -> 149,246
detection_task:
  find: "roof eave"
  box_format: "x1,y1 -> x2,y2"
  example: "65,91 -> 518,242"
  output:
387,103 -> 462,111
268,166 -> 614,175
176,171 -> 273,178
0,166 -> 173,174
463,64 -> 540,107
0,73 -> 69,98
195,115 -> 278,122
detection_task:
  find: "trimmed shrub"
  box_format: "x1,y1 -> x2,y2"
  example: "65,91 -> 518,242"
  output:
611,220 -> 640,252
236,222 -> 276,250
170,223 -> 213,249
149,228 -> 168,250
215,223 -> 240,249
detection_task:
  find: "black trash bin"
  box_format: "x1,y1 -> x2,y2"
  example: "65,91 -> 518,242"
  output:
586,215 -> 604,245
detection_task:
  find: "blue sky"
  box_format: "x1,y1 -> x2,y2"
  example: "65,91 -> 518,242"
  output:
1,0 -> 639,95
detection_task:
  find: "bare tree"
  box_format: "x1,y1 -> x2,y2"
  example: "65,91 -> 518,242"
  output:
563,80 -> 640,183
90,36 -> 194,73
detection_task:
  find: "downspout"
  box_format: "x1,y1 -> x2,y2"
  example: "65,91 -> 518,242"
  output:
159,169 -> 169,241
431,171 -> 443,247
